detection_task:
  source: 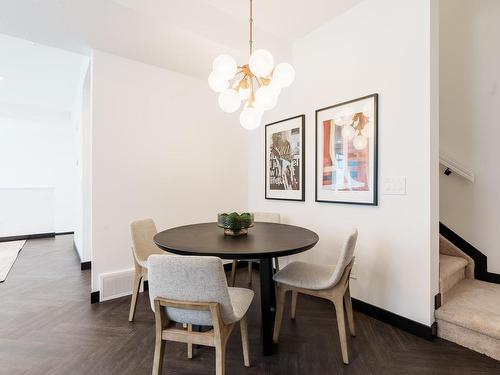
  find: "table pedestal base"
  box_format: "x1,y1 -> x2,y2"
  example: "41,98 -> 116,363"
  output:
259,258 -> 276,356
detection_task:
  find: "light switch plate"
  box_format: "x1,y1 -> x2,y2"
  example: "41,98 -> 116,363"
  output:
383,177 -> 406,195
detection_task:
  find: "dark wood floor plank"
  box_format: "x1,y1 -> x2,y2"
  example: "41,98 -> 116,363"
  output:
1,235 -> 499,374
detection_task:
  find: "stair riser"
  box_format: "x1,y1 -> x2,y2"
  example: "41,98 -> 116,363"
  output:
441,268 -> 465,300
437,319 -> 500,361
439,235 -> 475,279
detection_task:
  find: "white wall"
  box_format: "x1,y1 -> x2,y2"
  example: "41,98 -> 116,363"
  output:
73,64 -> 92,262
0,104 -> 78,235
0,188 -> 54,236
248,0 -> 439,326
439,0 -> 500,273
90,51 -> 248,292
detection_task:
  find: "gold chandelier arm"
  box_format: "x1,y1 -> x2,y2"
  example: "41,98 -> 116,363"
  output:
239,75 -> 250,89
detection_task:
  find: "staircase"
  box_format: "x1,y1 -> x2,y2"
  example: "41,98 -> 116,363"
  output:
436,235 -> 500,361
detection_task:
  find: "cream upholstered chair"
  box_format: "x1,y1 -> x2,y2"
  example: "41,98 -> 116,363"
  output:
223,259 -> 238,287
229,212 -> 281,286
273,229 -> 358,364
128,218 -> 165,322
148,255 -> 254,375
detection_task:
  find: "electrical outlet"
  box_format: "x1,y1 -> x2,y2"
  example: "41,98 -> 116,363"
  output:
383,177 -> 406,195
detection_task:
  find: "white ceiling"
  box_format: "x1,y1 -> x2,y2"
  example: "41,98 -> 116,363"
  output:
0,34 -> 88,113
0,0 -> 362,79
204,0 -> 364,41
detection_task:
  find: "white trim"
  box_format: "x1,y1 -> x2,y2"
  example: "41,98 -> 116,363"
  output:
439,153 -> 475,182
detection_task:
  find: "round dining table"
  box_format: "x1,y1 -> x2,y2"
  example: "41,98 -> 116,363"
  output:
153,222 -> 319,355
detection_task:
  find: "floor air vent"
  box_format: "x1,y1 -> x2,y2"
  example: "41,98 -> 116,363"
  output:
99,269 -> 141,301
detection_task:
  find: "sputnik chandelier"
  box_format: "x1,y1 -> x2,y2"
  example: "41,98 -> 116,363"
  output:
208,0 -> 295,130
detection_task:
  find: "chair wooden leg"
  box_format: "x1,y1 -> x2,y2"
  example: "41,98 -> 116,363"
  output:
344,288 -> 356,337
128,271 -> 143,322
152,335 -> 165,375
187,324 -> 193,359
333,296 -> 350,365
152,307 -> 166,375
240,315 -> 250,367
230,260 -> 237,287
215,339 -> 227,375
273,285 -> 287,344
247,261 -> 253,285
274,257 -> 280,273
291,290 -> 298,320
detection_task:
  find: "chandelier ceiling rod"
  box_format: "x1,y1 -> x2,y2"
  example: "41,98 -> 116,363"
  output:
249,0 -> 253,55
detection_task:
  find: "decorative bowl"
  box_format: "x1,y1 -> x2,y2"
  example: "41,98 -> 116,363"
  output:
217,212 -> 254,236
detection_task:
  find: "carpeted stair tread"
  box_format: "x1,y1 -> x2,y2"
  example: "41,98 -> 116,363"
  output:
436,279 -> 500,340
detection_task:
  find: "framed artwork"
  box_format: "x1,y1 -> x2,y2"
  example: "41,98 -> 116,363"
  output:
315,94 -> 378,205
265,114 -> 305,201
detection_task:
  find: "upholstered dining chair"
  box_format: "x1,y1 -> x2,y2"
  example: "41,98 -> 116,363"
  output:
223,259 -> 238,287
148,255 -> 254,375
128,218 -> 165,322
272,228 -> 358,364
228,212 -> 281,286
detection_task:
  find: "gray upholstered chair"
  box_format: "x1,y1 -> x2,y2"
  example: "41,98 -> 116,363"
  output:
229,212 -> 281,286
148,255 -> 254,375
128,218 -> 165,322
273,228 -> 358,364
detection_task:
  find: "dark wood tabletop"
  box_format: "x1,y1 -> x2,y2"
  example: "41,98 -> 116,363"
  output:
153,222 -> 319,259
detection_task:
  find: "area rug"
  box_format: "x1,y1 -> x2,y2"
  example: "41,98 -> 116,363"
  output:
0,240 -> 26,282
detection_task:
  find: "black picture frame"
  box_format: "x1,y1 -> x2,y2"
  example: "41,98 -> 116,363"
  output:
315,93 -> 378,205
265,114 -> 306,201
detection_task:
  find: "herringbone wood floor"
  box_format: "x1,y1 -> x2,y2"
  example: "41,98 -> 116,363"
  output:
1,235 -> 499,375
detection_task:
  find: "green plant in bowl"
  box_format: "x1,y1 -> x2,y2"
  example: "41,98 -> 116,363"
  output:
218,212 -> 254,236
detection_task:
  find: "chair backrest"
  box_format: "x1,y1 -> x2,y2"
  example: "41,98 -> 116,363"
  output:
130,219 -> 164,264
147,255 -> 236,326
254,212 -> 281,224
327,228 -> 358,288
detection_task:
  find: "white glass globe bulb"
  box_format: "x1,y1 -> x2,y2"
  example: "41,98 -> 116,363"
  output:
268,82 -> 282,96
238,87 -> 251,101
249,49 -> 274,77
254,85 -> 279,111
218,89 -> 241,113
353,134 -> 368,150
208,71 -> 229,93
212,54 -> 237,80
341,125 -> 355,140
240,107 -> 263,130
273,62 -> 295,88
